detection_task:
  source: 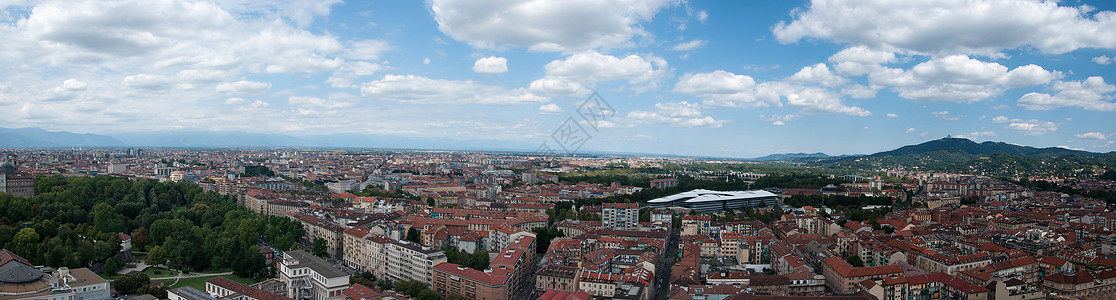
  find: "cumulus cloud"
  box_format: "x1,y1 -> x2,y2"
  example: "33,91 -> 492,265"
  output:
828,46 -> 896,75
788,63 -> 846,87
774,0 -> 1116,56
538,103 -> 563,114
1017,76 -> 1116,111
626,101 -> 728,127
674,69 -> 870,116
887,113 -> 899,118
429,0 -> 673,52
672,40 -> 707,51
868,55 -> 1059,102
62,79 -> 87,90
530,50 -> 667,96
673,70 -> 766,107
761,114 -> 800,126
956,131 -> 996,138
473,56 -> 508,74
992,115 -> 1059,135
1095,56 -> 1114,65
783,87 -> 871,116
361,74 -> 547,105
0,0 -> 405,133
216,80 -> 271,95
1075,132 -> 1108,140
931,111 -> 963,121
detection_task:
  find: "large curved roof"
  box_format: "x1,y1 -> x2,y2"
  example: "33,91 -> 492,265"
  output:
0,259 -> 43,283
646,189 -> 777,204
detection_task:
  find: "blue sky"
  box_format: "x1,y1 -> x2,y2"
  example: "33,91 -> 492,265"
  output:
1,0 -> 1115,158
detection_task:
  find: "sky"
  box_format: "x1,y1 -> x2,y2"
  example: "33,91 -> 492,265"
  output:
1,0 -> 1115,158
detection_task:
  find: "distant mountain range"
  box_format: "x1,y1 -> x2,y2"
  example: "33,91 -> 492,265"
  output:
0,127 -> 125,148
751,152 -> 833,161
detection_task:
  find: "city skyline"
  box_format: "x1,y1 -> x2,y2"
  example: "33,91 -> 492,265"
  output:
1,0 -> 1115,157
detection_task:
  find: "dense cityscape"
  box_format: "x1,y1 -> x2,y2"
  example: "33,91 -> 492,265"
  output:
3,0 -> 1116,300
0,142 -> 1113,300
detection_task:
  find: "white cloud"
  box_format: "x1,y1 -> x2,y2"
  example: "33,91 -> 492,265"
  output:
627,101 -> 728,127
343,39 -> 392,61
761,114 -> 800,126
931,111 -> 963,121
543,50 -> 666,84
674,70 -> 767,108
123,74 -> 176,90
528,78 -> 590,97
672,40 -> 707,51
361,74 -> 547,105
1075,132 -> 1108,140
905,128 -> 916,133
0,0 -> 405,133
841,84 -> 878,99
1017,76 -> 1116,111
784,87 -> 871,116
828,46 -> 896,75
956,131 -> 996,138
39,79 -> 87,102
216,80 -> 271,95
675,69 -> 869,116
473,56 -> 508,74
531,50 -> 667,96
62,78 -> 87,90
887,113 -> 899,118
993,116 -> 1059,135
429,0 -> 673,52
538,103 -> 563,114
788,63 -> 846,87
578,120 -> 628,129
774,0 -> 1116,56
868,55 -> 1059,102
1094,56 -> 1114,65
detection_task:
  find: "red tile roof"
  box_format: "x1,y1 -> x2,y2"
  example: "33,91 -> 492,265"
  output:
824,256 -> 903,278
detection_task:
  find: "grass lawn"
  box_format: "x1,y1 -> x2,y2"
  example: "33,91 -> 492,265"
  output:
144,267 -> 174,278
153,274 -> 265,290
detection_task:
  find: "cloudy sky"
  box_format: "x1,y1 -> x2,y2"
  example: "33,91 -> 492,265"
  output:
1,0 -> 1114,157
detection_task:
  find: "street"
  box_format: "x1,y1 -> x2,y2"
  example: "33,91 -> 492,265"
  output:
654,229 -> 680,300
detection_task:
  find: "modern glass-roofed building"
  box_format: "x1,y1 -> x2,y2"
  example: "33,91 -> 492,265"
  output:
646,189 -> 778,211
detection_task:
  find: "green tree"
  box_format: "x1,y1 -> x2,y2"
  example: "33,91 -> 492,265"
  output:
233,248 -> 267,278
12,228 -> 40,260
104,257 -> 124,275
92,203 -> 126,233
531,227 -> 565,255
847,255 -> 865,268
377,279 -> 394,291
395,279 -> 427,297
312,238 -> 328,257
147,246 -> 170,266
469,249 -> 490,270
416,290 -> 441,300
406,228 -> 421,244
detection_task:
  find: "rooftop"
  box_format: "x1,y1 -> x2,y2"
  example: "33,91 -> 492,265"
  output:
282,250 -> 347,278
